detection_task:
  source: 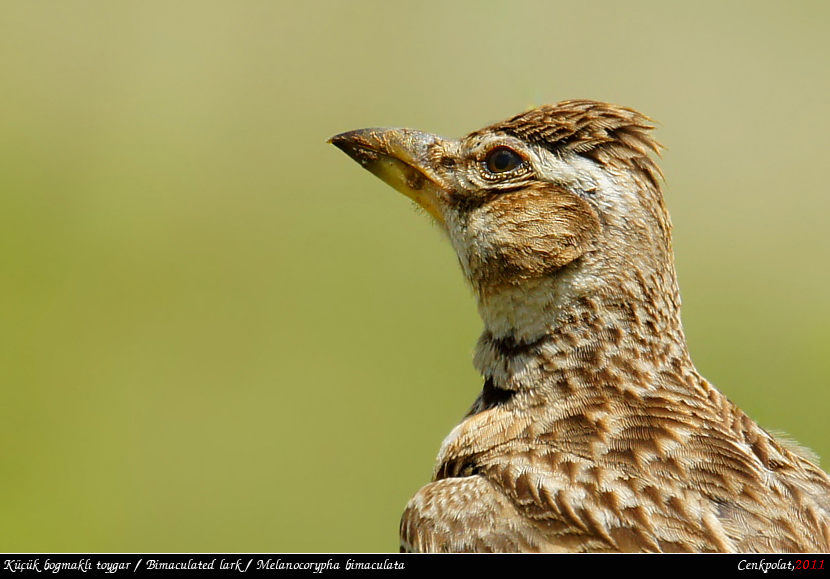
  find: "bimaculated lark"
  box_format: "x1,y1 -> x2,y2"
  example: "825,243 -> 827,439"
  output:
330,100 -> 830,552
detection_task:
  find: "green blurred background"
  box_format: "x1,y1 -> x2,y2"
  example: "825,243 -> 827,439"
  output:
2,0 -> 829,552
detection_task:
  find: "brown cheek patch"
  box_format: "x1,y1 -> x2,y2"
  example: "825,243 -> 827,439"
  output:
476,183 -> 601,287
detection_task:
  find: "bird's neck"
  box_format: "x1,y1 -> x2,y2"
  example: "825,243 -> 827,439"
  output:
472,263 -> 697,399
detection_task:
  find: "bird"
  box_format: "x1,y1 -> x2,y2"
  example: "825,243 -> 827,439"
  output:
329,100 -> 830,552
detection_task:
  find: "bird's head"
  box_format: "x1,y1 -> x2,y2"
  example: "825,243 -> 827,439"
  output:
331,100 -> 677,339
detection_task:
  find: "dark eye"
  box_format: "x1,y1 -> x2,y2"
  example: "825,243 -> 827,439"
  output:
485,147 -> 524,174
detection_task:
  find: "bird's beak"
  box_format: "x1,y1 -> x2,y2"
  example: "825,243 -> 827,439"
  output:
329,128 -> 449,226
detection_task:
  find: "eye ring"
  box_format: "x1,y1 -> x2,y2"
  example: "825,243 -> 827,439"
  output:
484,147 -> 524,174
